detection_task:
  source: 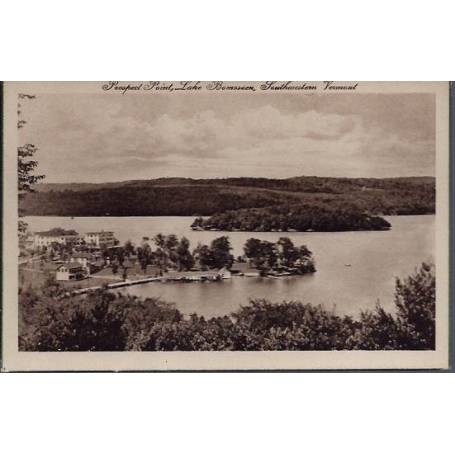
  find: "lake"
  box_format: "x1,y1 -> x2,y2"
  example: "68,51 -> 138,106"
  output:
23,215 -> 435,318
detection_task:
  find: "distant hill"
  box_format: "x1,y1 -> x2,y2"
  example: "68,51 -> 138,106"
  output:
21,176 -> 435,217
34,176 -> 436,193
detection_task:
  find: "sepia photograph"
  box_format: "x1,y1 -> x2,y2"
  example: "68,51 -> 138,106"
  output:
2,81 -> 450,370
2,4 -> 455,455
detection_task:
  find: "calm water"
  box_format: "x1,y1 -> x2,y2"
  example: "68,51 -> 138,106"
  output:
24,215 -> 435,318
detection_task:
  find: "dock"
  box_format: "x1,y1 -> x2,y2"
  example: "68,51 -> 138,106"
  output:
70,269 -> 231,295
71,276 -> 162,295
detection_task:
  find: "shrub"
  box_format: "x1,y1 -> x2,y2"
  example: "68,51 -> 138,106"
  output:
18,263 -> 435,351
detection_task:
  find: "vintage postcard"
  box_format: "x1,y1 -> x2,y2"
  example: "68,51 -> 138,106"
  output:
1,81 -> 451,371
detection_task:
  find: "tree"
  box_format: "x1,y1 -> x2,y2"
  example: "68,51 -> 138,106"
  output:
142,243 -> 152,264
18,220 -> 30,246
19,290 -> 128,351
261,241 -> 278,269
165,234 -> 179,265
193,244 -> 212,270
17,94 -> 45,231
191,217 -> 204,228
18,144 -> 45,195
176,237 -> 194,271
154,233 -> 166,249
244,238 -> 276,270
154,233 -> 169,271
209,236 -> 234,269
351,263 -> 435,350
394,262 -> 435,349
114,248 -> 125,266
244,238 -> 263,260
277,237 -> 299,266
124,240 -> 135,257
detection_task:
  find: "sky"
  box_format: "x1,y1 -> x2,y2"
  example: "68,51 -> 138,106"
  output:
18,91 -> 435,183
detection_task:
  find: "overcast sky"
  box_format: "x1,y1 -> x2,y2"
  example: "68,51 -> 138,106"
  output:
18,91 -> 435,183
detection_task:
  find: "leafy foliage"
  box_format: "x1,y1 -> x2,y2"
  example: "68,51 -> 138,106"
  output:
18,95 -> 45,200
197,204 -> 391,232
17,94 -> 45,243
19,263 -> 435,351
192,236 -> 234,270
244,237 -> 315,273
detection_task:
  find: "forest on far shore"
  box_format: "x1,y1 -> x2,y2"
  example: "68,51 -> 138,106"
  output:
20,176 -> 435,219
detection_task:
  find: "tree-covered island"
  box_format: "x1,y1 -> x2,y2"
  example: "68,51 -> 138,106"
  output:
191,204 -> 391,232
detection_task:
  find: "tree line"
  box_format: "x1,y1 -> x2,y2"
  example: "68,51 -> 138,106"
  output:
18,263 -> 435,351
108,235 -> 314,275
116,234 -> 236,273
20,177 -> 435,218
20,185 -> 298,216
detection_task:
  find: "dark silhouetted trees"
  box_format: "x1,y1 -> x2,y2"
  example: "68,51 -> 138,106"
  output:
19,263 -> 435,352
244,237 -> 315,273
198,204 -> 392,232
20,177 -> 435,218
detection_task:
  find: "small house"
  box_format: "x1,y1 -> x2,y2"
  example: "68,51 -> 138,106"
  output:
56,262 -> 85,281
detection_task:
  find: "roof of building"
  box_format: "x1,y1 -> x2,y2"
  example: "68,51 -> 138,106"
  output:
35,228 -> 79,237
43,262 -> 62,271
85,231 -> 114,235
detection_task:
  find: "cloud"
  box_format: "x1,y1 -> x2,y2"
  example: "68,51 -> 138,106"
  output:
18,93 -> 435,182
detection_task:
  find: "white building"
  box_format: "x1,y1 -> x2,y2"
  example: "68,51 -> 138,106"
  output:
33,228 -> 80,249
55,262 -> 85,281
84,231 -> 117,248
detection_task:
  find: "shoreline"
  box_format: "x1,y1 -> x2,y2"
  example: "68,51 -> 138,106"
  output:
69,272 -> 308,296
